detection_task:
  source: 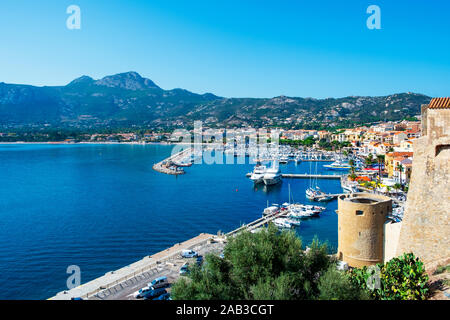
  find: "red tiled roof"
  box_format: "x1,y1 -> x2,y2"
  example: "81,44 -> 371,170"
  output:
386,152 -> 414,157
428,97 -> 450,109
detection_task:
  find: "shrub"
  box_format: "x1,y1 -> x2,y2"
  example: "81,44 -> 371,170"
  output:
349,253 -> 429,300
318,266 -> 370,300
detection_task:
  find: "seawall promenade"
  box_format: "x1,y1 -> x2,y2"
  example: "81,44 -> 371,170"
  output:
49,233 -> 217,300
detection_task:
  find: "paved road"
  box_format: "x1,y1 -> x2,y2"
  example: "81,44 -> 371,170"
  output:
91,241 -> 225,300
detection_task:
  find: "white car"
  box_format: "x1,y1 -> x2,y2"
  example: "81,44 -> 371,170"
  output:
134,286 -> 151,299
181,249 -> 198,258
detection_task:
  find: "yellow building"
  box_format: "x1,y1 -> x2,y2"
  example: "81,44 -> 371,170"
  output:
384,152 -> 413,178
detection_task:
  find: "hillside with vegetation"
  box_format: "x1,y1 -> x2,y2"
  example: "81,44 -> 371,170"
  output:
0,72 -> 431,130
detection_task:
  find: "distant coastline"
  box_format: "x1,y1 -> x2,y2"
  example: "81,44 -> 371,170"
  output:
0,141 -> 170,145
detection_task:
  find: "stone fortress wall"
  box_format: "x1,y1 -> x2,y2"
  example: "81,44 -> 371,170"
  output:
395,99 -> 450,264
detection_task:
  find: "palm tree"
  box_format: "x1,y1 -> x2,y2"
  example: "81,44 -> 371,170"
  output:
348,159 -> 356,175
386,185 -> 391,195
376,154 -> 385,183
365,153 -> 374,167
396,163 -> 404,186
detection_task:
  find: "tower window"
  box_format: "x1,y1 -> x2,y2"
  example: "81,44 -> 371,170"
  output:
356,210 -> 364,216
436,144 -> 450,157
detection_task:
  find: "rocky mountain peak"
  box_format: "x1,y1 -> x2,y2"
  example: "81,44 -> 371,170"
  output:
94,71 -> 160,90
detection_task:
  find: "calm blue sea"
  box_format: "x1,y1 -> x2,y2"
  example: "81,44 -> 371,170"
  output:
0,144 -> 342,299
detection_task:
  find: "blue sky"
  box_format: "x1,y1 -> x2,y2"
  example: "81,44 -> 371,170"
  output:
0,0 -> 449,98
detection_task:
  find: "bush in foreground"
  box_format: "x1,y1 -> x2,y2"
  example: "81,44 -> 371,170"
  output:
172,224 -> 353,300
318,267 -> 370,300
349,253 -> 429,300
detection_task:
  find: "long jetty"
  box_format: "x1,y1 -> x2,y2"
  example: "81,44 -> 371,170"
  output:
246,173 -> 342,179
152,147 -> 192,175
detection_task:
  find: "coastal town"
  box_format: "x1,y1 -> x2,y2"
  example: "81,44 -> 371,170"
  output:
50,97 -> 449,301
1,115 -> 420,187
2,0 -> 450,310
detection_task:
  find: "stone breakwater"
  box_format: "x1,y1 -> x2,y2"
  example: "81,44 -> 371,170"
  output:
152,148 -> 192,175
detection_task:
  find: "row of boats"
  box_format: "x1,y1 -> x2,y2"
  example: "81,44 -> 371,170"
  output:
225,145 -> 336,162
263,202 -> 326,229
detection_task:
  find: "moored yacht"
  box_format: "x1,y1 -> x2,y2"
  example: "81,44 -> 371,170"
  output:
249,164 -> 267,184
306,186 -> 333,202
323,160 -> 351,170
263,163 -> 282,186
272,218 -> 293,229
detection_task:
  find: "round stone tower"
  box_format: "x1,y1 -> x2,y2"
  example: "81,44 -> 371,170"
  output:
337,193 -> 392,268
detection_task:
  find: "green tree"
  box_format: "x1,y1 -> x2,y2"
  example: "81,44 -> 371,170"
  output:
365,153 -> 374,167
376,154 -> 385,183
396,163 -> 404,186
171,224 -> 333,300
348,159 -> 356,175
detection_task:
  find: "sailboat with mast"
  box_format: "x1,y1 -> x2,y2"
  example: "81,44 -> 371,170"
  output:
305,161 -> 333,202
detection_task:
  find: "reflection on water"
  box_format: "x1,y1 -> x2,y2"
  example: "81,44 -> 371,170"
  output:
252,181 -> 283,194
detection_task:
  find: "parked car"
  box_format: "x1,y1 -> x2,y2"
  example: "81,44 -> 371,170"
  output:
181,249 -> 198,258
142,288 -> 167,300
135,286 -> 152,299
153,292 -> 171,300
148,276 -> 169,289
179,263 -> 189,275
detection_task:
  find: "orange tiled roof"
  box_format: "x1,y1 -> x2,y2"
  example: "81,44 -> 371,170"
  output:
428,97 -> 450,109
386,152 -> 413,157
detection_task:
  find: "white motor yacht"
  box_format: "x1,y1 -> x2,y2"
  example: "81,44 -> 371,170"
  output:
272,218 -> 293,229
249,164 -> 267,184
263,162 -> 282,186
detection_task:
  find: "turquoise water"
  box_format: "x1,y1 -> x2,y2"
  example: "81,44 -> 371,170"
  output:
0,144 -> 342,299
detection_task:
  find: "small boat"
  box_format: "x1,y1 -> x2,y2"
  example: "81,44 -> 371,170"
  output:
272,218 -> 293,229
306,187 -> 317,200
323,160 -> 351,170
263,205 -> 280,216
287,204 -> 320,218
306,186 -> 333,202
279,156 -> 289,164
285,218 -> 301,227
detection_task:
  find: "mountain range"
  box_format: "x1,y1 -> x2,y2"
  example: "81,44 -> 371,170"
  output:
0,72 -> 431,129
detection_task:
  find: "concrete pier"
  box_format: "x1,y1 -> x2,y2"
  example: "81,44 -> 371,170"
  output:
152,148 -> 192,175
246,173 -> 342,179
49,233 -> 219,300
